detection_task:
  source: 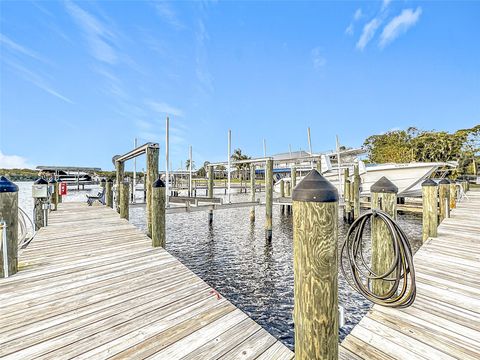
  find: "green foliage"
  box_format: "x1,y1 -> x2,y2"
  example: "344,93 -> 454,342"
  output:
363,125 -> 480,174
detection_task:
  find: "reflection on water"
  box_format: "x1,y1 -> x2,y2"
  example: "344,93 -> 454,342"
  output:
16,181 -> 422,350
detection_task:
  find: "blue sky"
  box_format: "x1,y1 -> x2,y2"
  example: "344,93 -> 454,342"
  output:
1,0 -> 479,171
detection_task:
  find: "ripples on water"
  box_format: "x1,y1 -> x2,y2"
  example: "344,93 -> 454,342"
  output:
17,182 -> 422,350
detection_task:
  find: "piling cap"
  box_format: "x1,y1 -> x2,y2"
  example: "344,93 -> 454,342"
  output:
34,178 -> 48,185
422,178 -> 437,187
371,176 -> 398,194
49,178 -> 57,184
101,179 -> 106,183
438,178 -> 450,185
107,178 -> 113,183
292,169 -> 338,202
153,177 -> 166,188
0,176 -> 19,193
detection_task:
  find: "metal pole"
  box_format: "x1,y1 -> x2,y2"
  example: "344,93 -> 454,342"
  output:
165,116 -> 170,207
336,135 -> 342,199
289,144 -> 292,158
189,145 -> 193,197
307,127 -> 313,169
263,138 -> 267,157
133,138 -> 137,204
228,129 -> 232,203
1,221 -> 8,278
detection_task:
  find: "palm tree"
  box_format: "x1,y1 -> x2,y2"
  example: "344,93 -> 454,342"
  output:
231,148 -> 251,180
185,159 -> 195,170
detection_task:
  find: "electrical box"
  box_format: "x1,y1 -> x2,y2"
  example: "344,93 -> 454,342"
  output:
32,179 -> 49,198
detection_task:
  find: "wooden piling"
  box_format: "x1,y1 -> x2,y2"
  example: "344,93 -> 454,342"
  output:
106,179 -> 113,208
353,164 -> 360,219
316,157 -> 322,173
152,178 -> 166,248
265,159 -> 273,240
422,179 -> 438,242
438,179 -> 450,222
291,165 -> 297,188
292,170 -> 338,360
146,146 -> 159,237
120,182 -> 129,220
115,160 -> 125,213
250,164 -> 256,222
0,176 -> 19,278
449,181 -> 457,209
50,179 -> 58,211
343,168 -> 353,223
57,180 -> 63,203
208,166 -> 214,225
33,178 -> 48,230
279,179 -> 285,214
370,176 -> 398,296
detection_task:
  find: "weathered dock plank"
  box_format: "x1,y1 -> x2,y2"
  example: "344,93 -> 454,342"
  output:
0,202 -> 293,359
340,189 -> 480,359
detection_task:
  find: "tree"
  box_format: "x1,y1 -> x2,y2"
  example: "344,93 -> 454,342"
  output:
197,161 -> 210,178
185,159 -> 195,171
231,148 -> 251,180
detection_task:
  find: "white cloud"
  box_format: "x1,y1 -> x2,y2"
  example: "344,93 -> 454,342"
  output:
354,9 -> 363,21
379,7 -> 422,48
345,24 -> 354,36
64,1 -> 118,64
146,100 -> 184,117
382,0 -> 392,11
311,47 -> 326,70
356,18 -> 381,50
0,151 -> 34,169
154,2 -> 184,30
0,34 -> 50,64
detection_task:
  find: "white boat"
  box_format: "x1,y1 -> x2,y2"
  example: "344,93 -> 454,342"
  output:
274,155 -> 455,197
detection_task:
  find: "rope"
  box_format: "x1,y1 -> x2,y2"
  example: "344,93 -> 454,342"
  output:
340,209 -> 416,308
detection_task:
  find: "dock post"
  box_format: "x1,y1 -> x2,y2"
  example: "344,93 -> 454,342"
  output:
146,146 -> 159,237
152,178 -> 166,248
438,179 -> 450,222
291,165 -> 297,188
422,179 -> 438,242
316,157 -> 322,173
120,182 -> 130,220
370,177 -> 398,296
0,176 -> 19,278
265,159 -> 273,240
100,178 -> 106,189
343,168 -> 353,223
449,181 -> 457,209
106,179 -> 113,208
353,164 -> 360,219
208,165 -> 214,225
115,160 -> 124,213
285,180 -> 292,214
33,178 -> 48,230
292,170 -> 338,360
57,180 -> 63,203
250,164 -> 255,222
50,179 -> 58,211
279,179 -> 285,214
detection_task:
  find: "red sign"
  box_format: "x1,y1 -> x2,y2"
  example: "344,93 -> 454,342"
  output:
60,182 -> 68,196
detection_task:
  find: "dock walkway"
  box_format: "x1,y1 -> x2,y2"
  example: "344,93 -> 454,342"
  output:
0,202 -> 293,359
340,189 -> 480,359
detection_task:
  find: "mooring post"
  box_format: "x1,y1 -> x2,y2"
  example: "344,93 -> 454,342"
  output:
279,179 -> 285,214
438,179 -> 450,222
120,182 -> 130,220
449,180 -> 457,209
292,170 -> 338,360
316,157 -> 322,173
152,177 -> 166,248
353,164 -> 360,220
370,176 -> 398,296
291,164 -> 297,188
57,180 -> 63,203
208,165 -> 214,225
146,145 -> 159,237
106,179 -> 113,208
50,178 -> 58,211
285,180 -> 292,214
33,178 -> 48,230
343,168 -> 352,223
0,176 -> 19,278
250,164 -> 256,222
422,179 -> 438,242
265,159 -> 273,240
115,160 -> 124,213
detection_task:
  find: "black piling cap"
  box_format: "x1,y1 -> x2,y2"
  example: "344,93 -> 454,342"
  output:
34,178 -> 48,185
153,177 -> 166,188
292,169 -> 338,202
439,178 -> 450,185
370,176 -> 398,194
422,178 -> 437,187
49,178 -> 57,184
101,179 -> 106,183
107,178 -> 113,183
0,176 -> 19,193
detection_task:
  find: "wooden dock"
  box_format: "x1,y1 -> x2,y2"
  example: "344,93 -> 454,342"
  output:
0,202 -> 293,359
340,188 -> 480,359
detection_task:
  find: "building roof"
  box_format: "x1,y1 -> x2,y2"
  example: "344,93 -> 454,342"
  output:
36,166 -> 102,172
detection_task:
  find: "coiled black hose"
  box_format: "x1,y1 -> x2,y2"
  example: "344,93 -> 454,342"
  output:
340,209 -> 416,308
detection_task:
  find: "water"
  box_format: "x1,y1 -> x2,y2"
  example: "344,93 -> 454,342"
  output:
16,181 -> 422,350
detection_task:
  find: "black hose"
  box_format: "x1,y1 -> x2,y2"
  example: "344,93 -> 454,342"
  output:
340,209 -> 416,308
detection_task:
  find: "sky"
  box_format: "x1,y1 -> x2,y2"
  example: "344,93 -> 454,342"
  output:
0,0 -> 479,172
